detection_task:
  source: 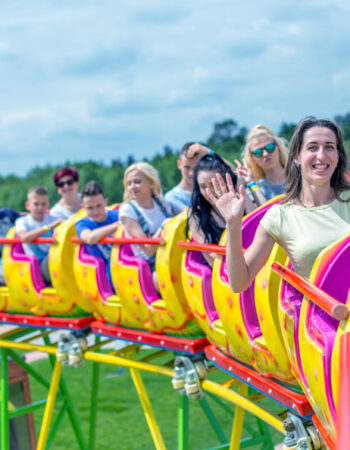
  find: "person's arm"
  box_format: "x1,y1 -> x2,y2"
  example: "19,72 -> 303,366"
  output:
234,159 -> 268,206
79,221 -> 119,245
119,216 -> 163,257
206,173 -> 275,292
17,218 -> 62,243
186,143 -> 236,171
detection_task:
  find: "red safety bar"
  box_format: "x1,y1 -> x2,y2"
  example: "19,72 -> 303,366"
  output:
0,237 -> 55,244
177,241 -> 227,255
71,237 -> 163,245
0,237 -> 163,245
272,262 -> 349,321
336,333 -> 350,449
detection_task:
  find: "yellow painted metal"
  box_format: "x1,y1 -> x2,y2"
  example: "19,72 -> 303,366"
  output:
111,213 -> 198,333
36,359 -> 62,450
129,368 -> 166,450
0,339 -> 57,355
84,350 -> 174,377
3,215 -> 92,316
230,383 -> 248,450
201,379 -> 285,434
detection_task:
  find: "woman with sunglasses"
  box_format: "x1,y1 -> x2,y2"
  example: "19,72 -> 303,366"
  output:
206,117 -> 350,292
50,167 -> 82,219
237,124 -> 289,205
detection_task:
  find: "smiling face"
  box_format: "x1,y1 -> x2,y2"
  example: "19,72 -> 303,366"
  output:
26,194 -> 50,222
82,194 -> 108,223
126,170 -> 153,202
249,135 -> 280,173
56,175 -> 79,199
294,126 -> 339,188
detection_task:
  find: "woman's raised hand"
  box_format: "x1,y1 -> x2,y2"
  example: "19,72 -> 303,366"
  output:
234,158 -> 255,185
206,173 -> 246,226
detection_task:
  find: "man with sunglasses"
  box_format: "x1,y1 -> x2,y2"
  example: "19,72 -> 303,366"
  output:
51,167 -> 82,219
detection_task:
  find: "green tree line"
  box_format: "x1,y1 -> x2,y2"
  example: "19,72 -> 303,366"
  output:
1,114 -> 350,212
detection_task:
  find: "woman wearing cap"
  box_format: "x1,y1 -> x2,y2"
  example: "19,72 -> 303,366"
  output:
50,167 -> 82,220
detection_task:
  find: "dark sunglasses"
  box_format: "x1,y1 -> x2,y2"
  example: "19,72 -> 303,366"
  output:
251,142 -> 276,158
56,178 -> 76,188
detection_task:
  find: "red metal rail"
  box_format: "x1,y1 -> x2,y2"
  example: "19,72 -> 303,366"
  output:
0,237 -> 163,246
177,241 -> 227,255
272,262 -> 349,321
71,237 -> 163,245
0,237 -> 55,244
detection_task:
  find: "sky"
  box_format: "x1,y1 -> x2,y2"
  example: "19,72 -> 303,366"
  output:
1,0 -> 350,176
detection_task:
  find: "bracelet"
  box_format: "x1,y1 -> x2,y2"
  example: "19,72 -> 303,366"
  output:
247,181 -> 257,189
42,225 -> 50,232
250,185 -> 260,192
208,149 -> 215,155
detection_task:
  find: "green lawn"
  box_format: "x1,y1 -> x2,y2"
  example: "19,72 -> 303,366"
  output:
27,351 -> 284,449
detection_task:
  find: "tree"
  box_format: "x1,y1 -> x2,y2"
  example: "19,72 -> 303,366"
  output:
278,122 -> 296,142
207,119 -> 239,146
335,113 -> 350,141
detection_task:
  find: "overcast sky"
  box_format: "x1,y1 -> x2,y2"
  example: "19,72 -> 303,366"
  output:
1,0 -> 350,176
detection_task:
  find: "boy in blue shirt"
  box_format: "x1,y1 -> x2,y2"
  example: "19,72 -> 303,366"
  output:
75,181 -> 119,286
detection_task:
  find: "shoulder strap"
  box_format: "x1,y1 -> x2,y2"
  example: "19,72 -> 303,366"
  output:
153,197 -> 171,219
129,202 -> 150,236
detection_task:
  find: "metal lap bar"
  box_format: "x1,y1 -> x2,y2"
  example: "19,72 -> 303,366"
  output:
272,262 -> 349,321
71,236 -> 163,245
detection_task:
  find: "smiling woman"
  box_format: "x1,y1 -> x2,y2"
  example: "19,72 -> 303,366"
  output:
50,167 -> 82,220
206,117 -> 350,292
119,162 -> 173,291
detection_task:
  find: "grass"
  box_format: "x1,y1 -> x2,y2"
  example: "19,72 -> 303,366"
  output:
26,350 -> 284,449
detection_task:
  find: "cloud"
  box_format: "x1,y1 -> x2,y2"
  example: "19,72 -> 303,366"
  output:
1,1 -> 350,176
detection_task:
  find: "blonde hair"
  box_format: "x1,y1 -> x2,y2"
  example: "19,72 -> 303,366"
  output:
123,162 -> 163,203
242,124 -> 289,180
27,186 -> 49,200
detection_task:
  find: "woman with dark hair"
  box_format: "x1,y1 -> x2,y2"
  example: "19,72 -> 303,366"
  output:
188,153 -> 255,267
206,117 -> 350,290
50,167 -> 82,219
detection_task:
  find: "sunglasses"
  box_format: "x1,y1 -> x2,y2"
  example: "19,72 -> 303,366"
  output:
251,142 -> 276,158
56,178 -> 76,188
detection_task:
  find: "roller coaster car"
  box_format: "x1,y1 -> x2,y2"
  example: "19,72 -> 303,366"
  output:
209,196 -> 295,383
278,232 -> 350,439
75,210 -> 201,335
180,217 -> 228,350
2,212 -> 93,317
72,205 -> 121,324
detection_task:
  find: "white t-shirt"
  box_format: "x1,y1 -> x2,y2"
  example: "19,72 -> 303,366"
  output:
119,199 -> 172,259
50,203 -> 75,220
15,214 -> 57,260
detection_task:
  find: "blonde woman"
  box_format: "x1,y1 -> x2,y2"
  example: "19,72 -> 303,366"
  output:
119,162 -> 173,290
237,124 -> 289,205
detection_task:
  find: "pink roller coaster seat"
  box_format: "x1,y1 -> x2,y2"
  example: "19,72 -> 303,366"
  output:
185,250 -> 218,322
11,242 -> 47,290
119,243 -> 159,305
78,245 -> 114,300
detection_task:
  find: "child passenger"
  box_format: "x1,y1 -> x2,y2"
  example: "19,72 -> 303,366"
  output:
15,186 -> 62,285
75,181 -> 119,286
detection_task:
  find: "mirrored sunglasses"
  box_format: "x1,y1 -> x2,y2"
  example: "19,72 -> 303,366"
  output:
251,142 -> 276,158
56,178 -> 75,188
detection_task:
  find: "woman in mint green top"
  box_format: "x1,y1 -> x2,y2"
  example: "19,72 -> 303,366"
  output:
205,117 -> 350,291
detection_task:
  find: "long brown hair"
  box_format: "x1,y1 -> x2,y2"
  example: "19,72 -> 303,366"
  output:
283,117 -> 350,203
